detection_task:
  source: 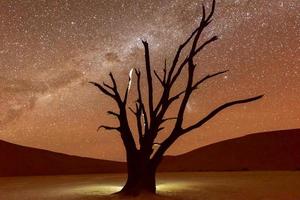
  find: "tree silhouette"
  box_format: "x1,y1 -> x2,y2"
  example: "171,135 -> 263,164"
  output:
90,0 -> 263,196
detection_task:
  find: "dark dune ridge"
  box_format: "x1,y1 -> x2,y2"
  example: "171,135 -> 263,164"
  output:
0,129 -> 299,176
0,140 -> 124,176
159,129 -> 300,171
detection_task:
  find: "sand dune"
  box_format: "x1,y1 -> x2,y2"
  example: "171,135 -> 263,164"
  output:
1,129 -> 299,176
160,129 -> 300,171
0,140 -> 124,176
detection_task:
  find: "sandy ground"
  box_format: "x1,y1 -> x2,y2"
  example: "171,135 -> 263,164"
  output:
0,171 -> 299,200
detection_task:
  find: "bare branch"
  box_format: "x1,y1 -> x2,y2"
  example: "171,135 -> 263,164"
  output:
168,36 -> 218,88
163,59 -> 167,83
128,102 -> 144,145
123,77 -> 130,104
103,82 -> 114,91
153,37 -> 217,131
135,68 -> 149,132
109,72 -> 117,89
135,103 -> 144,144
167,25 -> 201,84
161,117 -> 177,124
107,110 -> 119,118
168,9 -> 217,89
153,70 -> 164,86
152,88 -> 262,167
169,56 -> 189,86
193,36 -> 218,57
182,95 -> 264,134
91,73 -> 137,153
128,106 -> 136,115
192,70 -> 228,90
90,72 -> 125,106
97,125 -> 120,132
151,134 -> 177,166
207,0 -> 216,22
168,90 -> 186,104
152,59 -> 169,115
166,0 -> 215,86
201,4 -> 206,22
157,127 -> 164,133
142,40 -> 154,121
134,68 -> 140,76
172,13 -> 218,132
169,35 -> 217,88
89,81 -> 115,99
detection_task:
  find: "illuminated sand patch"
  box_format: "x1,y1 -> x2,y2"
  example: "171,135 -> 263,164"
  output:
1,172 -> 300,200
157,181 -> 199,193
69,182 -> 197,196
66,184 -> 123,196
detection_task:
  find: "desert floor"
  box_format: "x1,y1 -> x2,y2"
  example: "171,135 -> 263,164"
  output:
0,171 -> 299,200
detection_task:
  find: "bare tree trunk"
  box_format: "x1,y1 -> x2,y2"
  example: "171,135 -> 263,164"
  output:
118,151 -> 156,195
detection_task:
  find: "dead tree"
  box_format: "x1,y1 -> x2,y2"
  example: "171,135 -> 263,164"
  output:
90,0 -> 263,195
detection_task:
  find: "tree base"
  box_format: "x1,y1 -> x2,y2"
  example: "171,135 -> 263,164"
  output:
114,189 -> 156,197
115,183 -> 156,196
116,188 -> 156,196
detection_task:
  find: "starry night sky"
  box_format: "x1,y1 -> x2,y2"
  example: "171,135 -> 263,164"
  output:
0,0 -> 299,161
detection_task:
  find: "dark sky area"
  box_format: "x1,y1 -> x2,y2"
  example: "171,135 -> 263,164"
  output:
0,0 -> 299,160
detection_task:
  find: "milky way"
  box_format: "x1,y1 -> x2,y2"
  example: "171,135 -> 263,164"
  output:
0,0 -> 299,160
